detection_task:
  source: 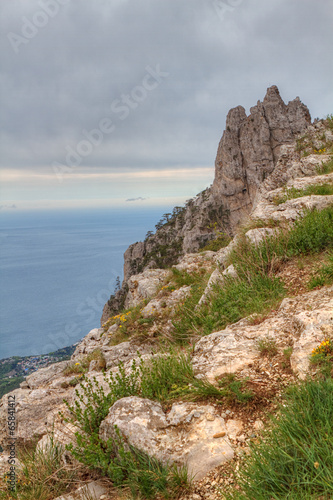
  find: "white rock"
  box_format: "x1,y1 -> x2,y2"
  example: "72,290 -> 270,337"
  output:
26,361 -> 69,389
125,269 -> 170,308
71,328 -> 104,360
174,251 -> 216,272
99,397 -> 234,481
291,300 -> 333,379
245,228 -> 277,245
141,286 -> 191,317
53,480 -> 108,500
253,419 -> 264,431
193,286 -> 333,382
225,419 -> 244,440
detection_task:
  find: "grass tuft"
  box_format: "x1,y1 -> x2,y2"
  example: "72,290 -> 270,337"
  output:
273,182 -> 333,205
0,438 -> 78,500
308,251 -> 333,289
257,337 -> 278,358
227,377 -> 333,500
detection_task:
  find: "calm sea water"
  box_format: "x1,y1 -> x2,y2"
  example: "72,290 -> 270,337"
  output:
0,206 -> 171,359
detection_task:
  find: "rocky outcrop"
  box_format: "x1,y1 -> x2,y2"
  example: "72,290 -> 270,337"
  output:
99,397 -> 234,481
104,86 -> 311,319
193,286 -> 333,382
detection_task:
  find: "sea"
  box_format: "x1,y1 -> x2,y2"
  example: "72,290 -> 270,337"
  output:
0,206 -> 173,360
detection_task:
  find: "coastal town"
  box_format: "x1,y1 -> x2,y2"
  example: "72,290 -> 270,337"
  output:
0,345 -> 76,398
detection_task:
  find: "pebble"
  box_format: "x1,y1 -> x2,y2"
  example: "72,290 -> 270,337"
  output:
213,431 -> 226,438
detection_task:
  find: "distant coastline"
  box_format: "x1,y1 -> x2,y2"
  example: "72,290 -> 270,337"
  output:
0,344 -> 77,398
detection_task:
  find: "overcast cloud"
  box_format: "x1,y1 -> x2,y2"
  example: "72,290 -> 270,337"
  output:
0,0 -> 332,209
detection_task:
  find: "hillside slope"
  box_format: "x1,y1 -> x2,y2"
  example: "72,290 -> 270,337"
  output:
0,90 -> 332,500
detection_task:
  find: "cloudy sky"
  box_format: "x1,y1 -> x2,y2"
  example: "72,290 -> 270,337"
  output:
1,0 -> 332,211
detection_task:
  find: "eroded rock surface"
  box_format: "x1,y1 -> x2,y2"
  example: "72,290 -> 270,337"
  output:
99,397 -> 234,481
105,86 -> 312,317
193,287 -> 333,382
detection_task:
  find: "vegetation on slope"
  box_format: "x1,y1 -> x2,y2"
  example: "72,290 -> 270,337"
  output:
226,376 -> 333,500
172,206 -> 333,343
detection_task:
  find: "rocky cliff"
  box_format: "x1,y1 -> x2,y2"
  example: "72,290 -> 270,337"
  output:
0,89 -> 332,500
102,86 -> 311,321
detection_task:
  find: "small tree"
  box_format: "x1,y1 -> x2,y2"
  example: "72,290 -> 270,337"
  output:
114,276 -> 121,293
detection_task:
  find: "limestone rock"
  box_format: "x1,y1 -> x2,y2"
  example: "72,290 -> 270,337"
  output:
71,328 -> 104,360
225,419 -> 244,440
266,172 -> 333,204
102,341 -> 152,370
36,419 -> 77,457
141,285 -> 191,317
253,419 -> 264,431
0,453 -> 22,477
193,286 -> 333,382
291,302 -> 333,379
103,86 -> 312,317
245,228 -> 277,245
99,397 -> 234,481
124,269 -> 170,308
173,251 -> 216,272
26,361 -> 69,389
192,324 -> 261,382
252,194 -> 333,223
0,387 -> 73,450
53,480 -> 109,500
211,86 -> 311,229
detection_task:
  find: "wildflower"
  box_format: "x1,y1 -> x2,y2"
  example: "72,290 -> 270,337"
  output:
75,363 -> 80,366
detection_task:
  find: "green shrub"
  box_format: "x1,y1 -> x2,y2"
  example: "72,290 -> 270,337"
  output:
286,207 -> 333,256
64,353 -> 215,497
227,377 -> 333,499
172,261 -> 285,343
139,352 -> 194,401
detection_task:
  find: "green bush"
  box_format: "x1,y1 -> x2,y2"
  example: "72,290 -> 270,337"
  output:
286,207 -> 333,256
227,377 -> 333,500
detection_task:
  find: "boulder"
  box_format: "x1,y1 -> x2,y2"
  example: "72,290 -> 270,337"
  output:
53,480 -> 109,500
26,361 -> 69,389
99,397 -> 234,481
0,387 -> 73,450
141,286 -> 191,317
124,269 -> 170,308
193,286 -> 333,382
245,228 -> 277,245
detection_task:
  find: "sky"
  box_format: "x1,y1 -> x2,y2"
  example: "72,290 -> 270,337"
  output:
0,0 -> 332,211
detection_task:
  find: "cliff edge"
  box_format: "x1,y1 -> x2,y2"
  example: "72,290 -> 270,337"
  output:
102,86 -> 311,322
